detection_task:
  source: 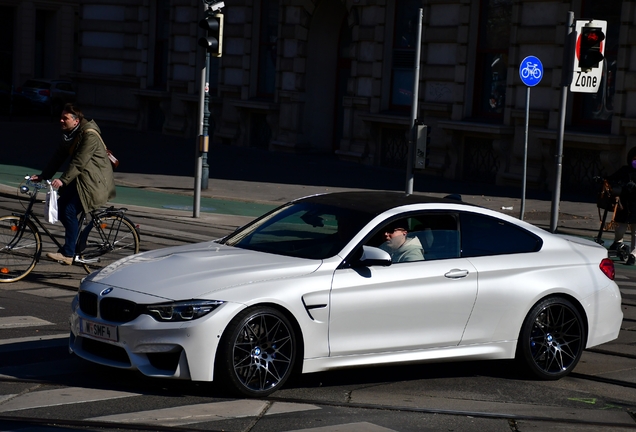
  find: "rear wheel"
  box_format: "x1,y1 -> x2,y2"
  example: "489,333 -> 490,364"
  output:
79,215 -> 139,273
0,216 -> 41,282
216,306 -> 296,397
517,297 -> 585,380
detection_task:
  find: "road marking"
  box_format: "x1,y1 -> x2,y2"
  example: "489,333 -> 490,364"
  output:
620,289 -> 636,295
89,400 -> 320,426
568,397 -> 596,404
0,333 -> 67,347
0,394 -> 15,404
0,387 -> 140,413
618,281 -> 636,286
18,288 -> 76,298
285,423 -> 397,432
0,316 -> 53,329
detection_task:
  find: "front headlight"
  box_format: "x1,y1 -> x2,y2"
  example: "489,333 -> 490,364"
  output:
145,300 -> 224,322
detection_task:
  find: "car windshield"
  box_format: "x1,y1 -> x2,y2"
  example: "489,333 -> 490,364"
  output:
220,201 -> 373,259
23,80 -> 50,89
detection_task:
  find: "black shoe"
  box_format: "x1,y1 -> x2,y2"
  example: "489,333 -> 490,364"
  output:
609,241 -> 622,251
627,255 -> 635,266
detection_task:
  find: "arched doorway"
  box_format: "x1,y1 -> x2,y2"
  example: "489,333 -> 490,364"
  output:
303,0 -> 349,152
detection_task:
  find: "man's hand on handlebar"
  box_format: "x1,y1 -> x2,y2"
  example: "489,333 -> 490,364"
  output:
29,175 -> 63,189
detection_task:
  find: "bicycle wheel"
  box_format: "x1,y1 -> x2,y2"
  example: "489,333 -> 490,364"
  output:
79,215 -> 140,274
0,216 -> 42,282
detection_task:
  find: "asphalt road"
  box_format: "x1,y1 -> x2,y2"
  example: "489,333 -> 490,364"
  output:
1,195 -> 636,432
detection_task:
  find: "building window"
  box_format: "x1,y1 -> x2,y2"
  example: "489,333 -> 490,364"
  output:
257,0 -> 278,98
571,0 -> 621,131
151,0 -> 170,90
390,0 -> 420,109
472,0 -> 512,121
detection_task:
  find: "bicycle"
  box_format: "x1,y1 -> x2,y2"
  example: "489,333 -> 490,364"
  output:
0,177 -> 140,282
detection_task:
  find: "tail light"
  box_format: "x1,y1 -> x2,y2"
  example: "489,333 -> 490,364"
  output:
599,258 -> 615,280
38,89 -> 50,96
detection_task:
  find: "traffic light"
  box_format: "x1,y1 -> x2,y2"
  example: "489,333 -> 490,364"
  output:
198,13 -> 224,57
415,123 -> 430,169
578,26 -> 605,71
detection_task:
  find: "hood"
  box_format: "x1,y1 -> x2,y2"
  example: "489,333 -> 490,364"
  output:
85,241 -> 322,300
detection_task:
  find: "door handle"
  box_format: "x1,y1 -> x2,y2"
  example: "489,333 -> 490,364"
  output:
445,268 -> 469,279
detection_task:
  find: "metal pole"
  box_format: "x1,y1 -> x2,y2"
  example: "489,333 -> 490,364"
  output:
405,8 -> 423,196
201,52 -> 210,190
520,86 -> 530,220
193,64 -> 205,218
550,11 -> 574,233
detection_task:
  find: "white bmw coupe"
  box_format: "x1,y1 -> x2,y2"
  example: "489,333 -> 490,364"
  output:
69,192 -> 622,397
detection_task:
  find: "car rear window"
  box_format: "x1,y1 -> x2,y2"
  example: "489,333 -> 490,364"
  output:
23,80 -> 50,89
459,212 -> 542,257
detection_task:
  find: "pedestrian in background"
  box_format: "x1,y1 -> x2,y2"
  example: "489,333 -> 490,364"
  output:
31,103 -> 116,265
607,147 -> 636,265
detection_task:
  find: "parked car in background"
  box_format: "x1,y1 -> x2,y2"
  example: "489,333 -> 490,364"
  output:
68,192 -> 623,398
14,79 -> 76,116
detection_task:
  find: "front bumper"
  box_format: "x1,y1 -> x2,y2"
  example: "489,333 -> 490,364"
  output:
69,295 -> 245,382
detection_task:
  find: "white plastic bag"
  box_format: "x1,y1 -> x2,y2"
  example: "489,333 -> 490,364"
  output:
44,183 -> 58,224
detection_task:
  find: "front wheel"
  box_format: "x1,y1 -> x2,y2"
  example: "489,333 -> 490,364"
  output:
216,306 -> 296,397
79,214 -> 140,273
0,216 -> 42,282
517,297 -> 586,380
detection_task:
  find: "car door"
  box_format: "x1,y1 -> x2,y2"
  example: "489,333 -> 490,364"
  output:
328,212 -> 479,357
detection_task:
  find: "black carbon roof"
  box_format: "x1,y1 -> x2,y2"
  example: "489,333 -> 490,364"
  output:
295,191 -> 469,215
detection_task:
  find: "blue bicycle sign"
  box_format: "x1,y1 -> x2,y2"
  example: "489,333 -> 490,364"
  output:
519,56 -> 543,87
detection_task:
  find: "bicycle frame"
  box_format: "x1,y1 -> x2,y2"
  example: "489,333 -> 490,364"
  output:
76,207 -> 130,264
2,177 -> 139,281
9,180 -> 128,263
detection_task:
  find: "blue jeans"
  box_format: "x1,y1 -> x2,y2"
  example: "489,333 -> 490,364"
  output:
57,182 -> 83,257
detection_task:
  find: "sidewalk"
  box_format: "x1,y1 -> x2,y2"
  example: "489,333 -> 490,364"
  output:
0,117 -> 606,242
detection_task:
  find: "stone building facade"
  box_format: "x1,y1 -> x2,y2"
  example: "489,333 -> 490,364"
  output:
2,0 -> 632,195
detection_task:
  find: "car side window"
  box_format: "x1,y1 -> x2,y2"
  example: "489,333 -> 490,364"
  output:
459,212 -> 542,257
409,213 -> 460,261
364,213 -> 460,263
57,83 -> 73,92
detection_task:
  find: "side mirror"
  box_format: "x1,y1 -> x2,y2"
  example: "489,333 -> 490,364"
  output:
356,245 -> 392,267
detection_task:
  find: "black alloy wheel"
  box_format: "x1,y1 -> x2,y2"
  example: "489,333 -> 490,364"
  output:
518,297 -> 586,380
217,306 -> 296,397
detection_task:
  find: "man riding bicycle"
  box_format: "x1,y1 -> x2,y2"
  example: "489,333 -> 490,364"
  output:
31,103 -> 116,265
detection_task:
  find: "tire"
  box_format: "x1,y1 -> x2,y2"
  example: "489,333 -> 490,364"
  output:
0,216 -> 41,282
517,297 -> 585,380
216,306 -> 296,397
79,215 -> 140,274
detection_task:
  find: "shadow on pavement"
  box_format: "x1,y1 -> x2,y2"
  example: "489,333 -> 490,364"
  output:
1,115 -> 594,204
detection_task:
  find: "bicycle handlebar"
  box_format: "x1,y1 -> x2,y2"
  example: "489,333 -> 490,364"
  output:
22,176 -> 49,191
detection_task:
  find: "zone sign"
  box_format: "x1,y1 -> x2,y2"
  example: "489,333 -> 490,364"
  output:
570,19 -> 607,93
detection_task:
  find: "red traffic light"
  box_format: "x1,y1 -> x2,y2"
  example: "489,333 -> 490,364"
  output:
578,27 -> 605,70
583,29 -> 605,44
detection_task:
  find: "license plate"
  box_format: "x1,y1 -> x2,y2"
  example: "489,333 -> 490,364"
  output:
80,318 -> 118,342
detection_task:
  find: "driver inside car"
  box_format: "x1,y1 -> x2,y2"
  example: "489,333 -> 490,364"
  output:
378,221 -> 424,263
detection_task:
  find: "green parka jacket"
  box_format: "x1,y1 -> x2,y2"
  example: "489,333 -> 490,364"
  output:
41,119 -> 116,212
